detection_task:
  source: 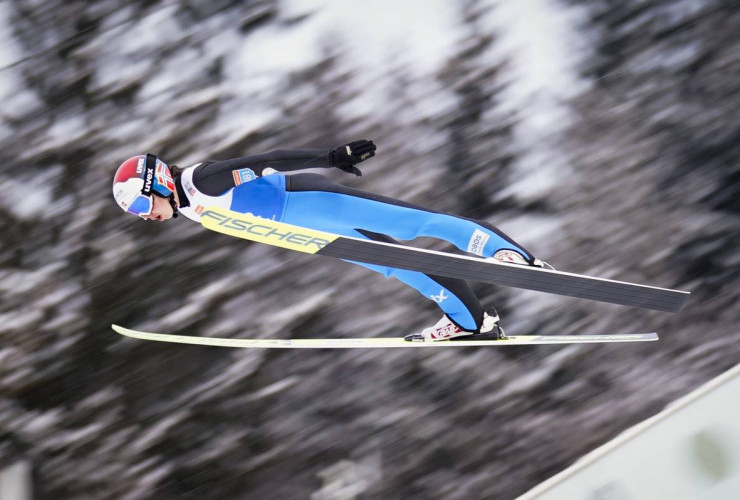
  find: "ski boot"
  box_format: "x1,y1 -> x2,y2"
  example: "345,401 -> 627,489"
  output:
404,307 -> 505,342
489,249 -> 554,270
452,307 -> 506,341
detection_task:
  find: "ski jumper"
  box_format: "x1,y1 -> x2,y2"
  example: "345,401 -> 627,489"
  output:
174,149 -> 535,331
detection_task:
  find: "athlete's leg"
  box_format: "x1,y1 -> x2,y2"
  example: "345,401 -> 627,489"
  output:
351,230 -> 484,331
283,174 -> 535,262
279,175 -> 507,330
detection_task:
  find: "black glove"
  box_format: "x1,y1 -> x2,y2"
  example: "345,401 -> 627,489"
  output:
330,140 -> 376,176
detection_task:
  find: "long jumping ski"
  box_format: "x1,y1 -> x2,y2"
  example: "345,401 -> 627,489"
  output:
112,325 -> 658,349
200,206 -> 690,313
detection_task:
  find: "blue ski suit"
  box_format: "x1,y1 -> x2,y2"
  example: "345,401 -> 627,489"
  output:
174,148 -> 535,331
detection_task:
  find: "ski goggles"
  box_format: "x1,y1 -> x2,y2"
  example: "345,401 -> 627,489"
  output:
126,192 -> 154,217
114,181 -> 155,217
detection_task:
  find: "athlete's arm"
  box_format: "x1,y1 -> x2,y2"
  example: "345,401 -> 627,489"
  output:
191,141 -> 376,196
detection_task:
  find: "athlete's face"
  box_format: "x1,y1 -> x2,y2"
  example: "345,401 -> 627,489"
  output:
141,194 -> 174,221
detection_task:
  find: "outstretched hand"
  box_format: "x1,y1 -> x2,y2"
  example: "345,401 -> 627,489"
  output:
330,140 -> 376,176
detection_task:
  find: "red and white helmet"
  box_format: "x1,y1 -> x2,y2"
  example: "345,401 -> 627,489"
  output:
112,154 -> 175,216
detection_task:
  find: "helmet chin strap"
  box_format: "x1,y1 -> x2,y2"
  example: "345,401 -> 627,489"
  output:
168,194 -> 179,218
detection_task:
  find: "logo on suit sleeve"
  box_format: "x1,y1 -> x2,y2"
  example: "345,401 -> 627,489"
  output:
233,168 -> 257,186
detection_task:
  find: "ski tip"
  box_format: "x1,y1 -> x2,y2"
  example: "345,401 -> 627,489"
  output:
111,324 -> 135,337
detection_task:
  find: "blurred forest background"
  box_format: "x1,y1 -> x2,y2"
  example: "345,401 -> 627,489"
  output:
0,0 -> 738,498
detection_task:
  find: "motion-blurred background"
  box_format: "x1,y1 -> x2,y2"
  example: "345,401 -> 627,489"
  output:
0,0 -> 738,498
